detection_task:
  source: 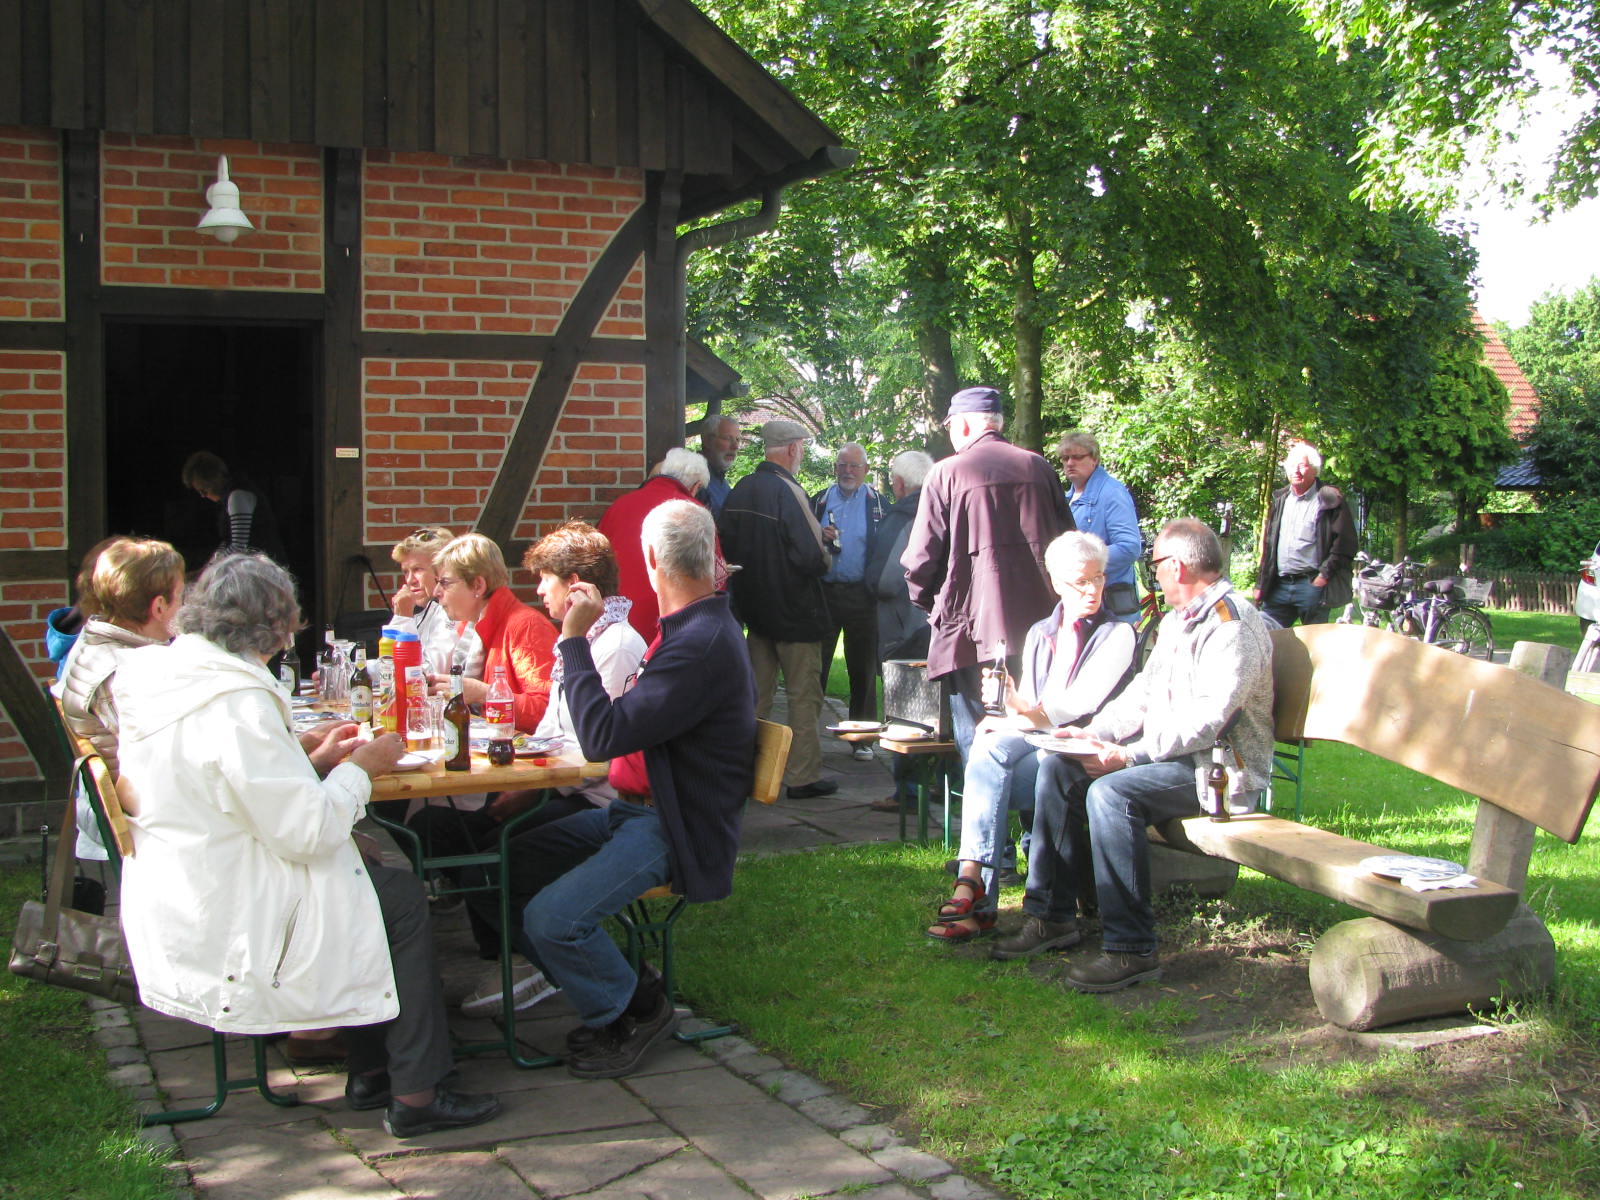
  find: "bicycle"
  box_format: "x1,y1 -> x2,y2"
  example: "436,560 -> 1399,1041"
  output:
1338,552 -> 1495,660
1132,550 -> 1166,666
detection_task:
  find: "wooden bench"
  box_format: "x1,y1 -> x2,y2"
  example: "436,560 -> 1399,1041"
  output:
1152,623 -> 1600,1031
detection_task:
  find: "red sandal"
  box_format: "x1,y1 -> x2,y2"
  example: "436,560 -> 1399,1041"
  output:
924,912 -> 998,941
936,875 -> 986,922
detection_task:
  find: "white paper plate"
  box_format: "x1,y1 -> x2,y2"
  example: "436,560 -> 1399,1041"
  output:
1359,854 -> 1465,881
392,749 -> 446,772
881,723 -> 935,741
1023,732 -> 1103,755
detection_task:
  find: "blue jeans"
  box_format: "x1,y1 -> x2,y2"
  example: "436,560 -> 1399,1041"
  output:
1263,574 -> 1329,628
1084,760 -> 1202,955
956,729 -> 1043,912
518,799 -> 671,1027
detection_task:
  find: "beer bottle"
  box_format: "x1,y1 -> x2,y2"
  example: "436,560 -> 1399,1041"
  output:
1208,739 -> 1230,822
981,639 -> 1008,717
278,637 -> 300,696
349,648 -> 373,725
443,664 -> 471,771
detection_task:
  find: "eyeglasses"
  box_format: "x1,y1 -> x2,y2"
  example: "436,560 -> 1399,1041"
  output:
1150,554 -> 1176,571
837,461 -> 867,471
435,575 -> 463,590
1059,571 -> 1107,593
410,528 -> 446,542
1061,453 -> 1096,463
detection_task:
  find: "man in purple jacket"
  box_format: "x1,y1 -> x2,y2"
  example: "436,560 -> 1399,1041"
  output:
902,387 -> 1075,760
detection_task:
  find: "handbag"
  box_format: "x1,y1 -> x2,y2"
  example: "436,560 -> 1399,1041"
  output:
334,554 -> 393,652
8,757 -> 138,1005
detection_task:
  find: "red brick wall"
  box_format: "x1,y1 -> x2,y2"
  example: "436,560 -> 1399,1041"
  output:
101,135 -> 323,289
0,127 -> 63,319
362,154 -> 645,336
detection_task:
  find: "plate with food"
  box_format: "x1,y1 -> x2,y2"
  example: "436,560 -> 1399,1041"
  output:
1023,732 -> 1104,755
1358,854 -> 1466,882
467,730 -> 564,758
391,749 -> 447,772
826,720 -> 883,739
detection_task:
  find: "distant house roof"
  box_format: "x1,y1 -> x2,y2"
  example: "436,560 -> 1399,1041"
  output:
1473,310 -> 1541,440
1494,452 -> 1543,491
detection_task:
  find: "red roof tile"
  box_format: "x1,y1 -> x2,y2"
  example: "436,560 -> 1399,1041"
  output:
1473,309 -> 1540,440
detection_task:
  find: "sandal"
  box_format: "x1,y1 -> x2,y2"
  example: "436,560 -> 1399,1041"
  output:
924,912 -> 998,942
936,875 -> 986,923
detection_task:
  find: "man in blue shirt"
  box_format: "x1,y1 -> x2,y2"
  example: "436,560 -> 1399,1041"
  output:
1058,430 -> 1142,623
699,416 -> 740,518
810,443 -> 888,738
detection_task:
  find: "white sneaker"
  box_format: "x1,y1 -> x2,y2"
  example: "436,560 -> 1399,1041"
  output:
851,743 -> 874,761
459,962 -> 559,1017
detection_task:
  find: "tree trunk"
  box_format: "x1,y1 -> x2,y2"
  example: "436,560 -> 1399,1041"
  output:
1008,206 -> 1044,453
1391,479 -> 1409,561
914,319 -> 958,459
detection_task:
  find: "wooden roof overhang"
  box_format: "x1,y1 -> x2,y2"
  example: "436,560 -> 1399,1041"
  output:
0,0 -> 847,218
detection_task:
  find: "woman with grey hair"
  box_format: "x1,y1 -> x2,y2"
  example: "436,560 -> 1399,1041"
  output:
113,553 -> 501,1139
927,532 -> 1135,941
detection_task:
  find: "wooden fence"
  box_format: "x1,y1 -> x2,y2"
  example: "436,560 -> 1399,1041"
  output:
1425,567 -> 1577,615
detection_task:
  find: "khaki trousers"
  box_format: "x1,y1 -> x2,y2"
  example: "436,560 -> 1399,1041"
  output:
748,635 -> 823,785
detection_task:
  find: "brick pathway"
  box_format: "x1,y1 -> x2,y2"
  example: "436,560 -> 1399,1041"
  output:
96,700 -> 1004,1200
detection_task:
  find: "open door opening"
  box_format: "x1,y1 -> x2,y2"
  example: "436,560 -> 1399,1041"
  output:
103,320 -> 320,656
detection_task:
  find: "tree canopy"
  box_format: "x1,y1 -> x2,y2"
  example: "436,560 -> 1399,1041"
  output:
1297,0 -> 1600,213
1510,278 -> 1600,494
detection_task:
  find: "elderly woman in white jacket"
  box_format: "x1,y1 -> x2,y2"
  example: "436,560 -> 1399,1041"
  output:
114,553 -> 501,1140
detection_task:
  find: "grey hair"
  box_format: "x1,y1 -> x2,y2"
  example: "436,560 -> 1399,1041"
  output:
1045,530 -> 1109,579
1284,441 -> 1322,472
1056,429 -> 1101,460
642,499 -> 715,583
657,447 -> 711,492
972,412 -> 1005,433
175,552 -> 302,658
836,442 -> 868,464
1156,518 -> 1224,576
889,449 -> 934,490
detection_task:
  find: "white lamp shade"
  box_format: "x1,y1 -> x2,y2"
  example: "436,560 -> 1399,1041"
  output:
197,155 -> 253,243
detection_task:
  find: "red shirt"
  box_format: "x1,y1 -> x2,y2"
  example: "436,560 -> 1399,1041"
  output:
472,586 -> 558,733
607,629 -> 662,796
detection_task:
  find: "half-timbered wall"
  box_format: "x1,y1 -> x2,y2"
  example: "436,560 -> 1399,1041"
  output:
0,128 -> 651,822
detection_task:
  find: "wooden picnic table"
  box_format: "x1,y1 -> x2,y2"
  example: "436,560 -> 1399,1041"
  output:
367,750 -> 609,801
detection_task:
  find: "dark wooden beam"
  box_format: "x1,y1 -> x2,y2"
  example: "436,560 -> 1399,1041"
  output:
321,146 -> 365,632
477,205 -> 652,545
0,627 -> 70,809
61,129 -> 103,572
93,287 -> 325,322
0,549 -> 68,581
357,332 -> 647,363
0,323 -> 67,352
644,169 -> 681,470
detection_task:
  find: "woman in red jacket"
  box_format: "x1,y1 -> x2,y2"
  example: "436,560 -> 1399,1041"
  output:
430,533 -> 557,732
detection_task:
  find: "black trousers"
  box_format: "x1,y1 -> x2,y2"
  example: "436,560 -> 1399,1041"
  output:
819,580 -> 880,721
342,864 -> 456,1095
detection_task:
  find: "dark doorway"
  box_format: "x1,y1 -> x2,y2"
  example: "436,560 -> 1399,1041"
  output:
103,320 -> 320,635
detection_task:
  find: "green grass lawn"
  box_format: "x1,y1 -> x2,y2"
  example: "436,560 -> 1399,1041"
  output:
0,868 -> 175,1198
692,608 -> 1600,1199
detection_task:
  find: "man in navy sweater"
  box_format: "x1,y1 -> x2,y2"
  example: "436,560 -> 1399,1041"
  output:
521,499 -> 757,1079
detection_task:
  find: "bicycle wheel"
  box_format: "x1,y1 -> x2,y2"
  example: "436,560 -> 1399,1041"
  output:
1433,606 -> 1494,660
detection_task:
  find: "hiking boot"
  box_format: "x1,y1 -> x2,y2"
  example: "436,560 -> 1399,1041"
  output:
1065,950 -> 1162,993
990,915 -> 1082,961
459,962 -> 559,1018
566,992 -> 678,1079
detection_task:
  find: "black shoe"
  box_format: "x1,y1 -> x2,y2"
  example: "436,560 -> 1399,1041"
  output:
1065,950 -> 1162,993
991,915 -> 1083,961
786,778 -> 839,799
383,1087 -> 501,1139
566,961 -> 663,1058
345,1070 -> 390,1111
566,993 -> 678,1080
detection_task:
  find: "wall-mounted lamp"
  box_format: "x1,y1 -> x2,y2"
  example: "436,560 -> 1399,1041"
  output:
196,155 -> 253,244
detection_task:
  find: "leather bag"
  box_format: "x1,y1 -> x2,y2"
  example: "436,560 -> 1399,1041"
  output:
8,757 -> 138,1004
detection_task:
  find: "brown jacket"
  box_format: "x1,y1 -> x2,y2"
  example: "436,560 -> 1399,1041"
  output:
901,430 -> 1074,679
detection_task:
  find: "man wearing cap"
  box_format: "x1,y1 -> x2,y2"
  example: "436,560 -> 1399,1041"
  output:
719,419 -> 837,798
902,387 -> 1075,761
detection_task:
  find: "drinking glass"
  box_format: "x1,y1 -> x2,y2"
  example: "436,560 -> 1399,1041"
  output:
406,703 -> 433,752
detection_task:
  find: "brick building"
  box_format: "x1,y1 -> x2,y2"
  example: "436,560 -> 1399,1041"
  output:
0,0 -> 848,821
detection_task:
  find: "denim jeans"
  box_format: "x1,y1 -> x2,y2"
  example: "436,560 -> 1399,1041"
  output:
517,799 -> 671,1027
1023,752 -> 1094,923
1084,760 -> 1202,955
955,729 -> 1043,912
1262,574 -> 1329,628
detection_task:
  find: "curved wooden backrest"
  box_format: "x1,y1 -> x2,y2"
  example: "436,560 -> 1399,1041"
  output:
1271,624 -> 1600,843
751,719 -> 792,806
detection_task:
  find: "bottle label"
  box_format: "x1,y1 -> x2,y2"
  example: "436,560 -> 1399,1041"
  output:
483,699 -> 512,734
350,685 -> 373,724
441,723 -> 459,757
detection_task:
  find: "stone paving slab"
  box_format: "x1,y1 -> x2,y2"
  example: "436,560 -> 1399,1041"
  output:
371,1151 -> 539,1200
181,1117 -> 402,1200
495,1123 -> 686,1196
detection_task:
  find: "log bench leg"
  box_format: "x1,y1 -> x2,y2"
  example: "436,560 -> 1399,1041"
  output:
1307,906 -> 1555,1031
1148,842 -> 1239,900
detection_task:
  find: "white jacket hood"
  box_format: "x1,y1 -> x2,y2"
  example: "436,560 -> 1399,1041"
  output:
118,633 -> 289,744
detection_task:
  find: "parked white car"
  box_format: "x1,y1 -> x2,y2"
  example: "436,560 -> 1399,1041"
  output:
1578,541 -> 1600,632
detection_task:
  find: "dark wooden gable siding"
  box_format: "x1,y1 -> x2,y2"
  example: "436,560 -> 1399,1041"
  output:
0,0 -> 839,209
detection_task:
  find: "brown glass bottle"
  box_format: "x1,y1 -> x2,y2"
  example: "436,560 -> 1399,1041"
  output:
443,665 -> 472,771
1207,739 -> 1230,822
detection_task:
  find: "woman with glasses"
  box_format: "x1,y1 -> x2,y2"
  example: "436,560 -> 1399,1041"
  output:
1058,430 -> 1142,623
388,526 -> 484,676
429,533 -> 557,730
926,531 -> 1134,941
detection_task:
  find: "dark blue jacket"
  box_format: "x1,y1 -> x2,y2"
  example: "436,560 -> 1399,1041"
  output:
558,593 -> 757,903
